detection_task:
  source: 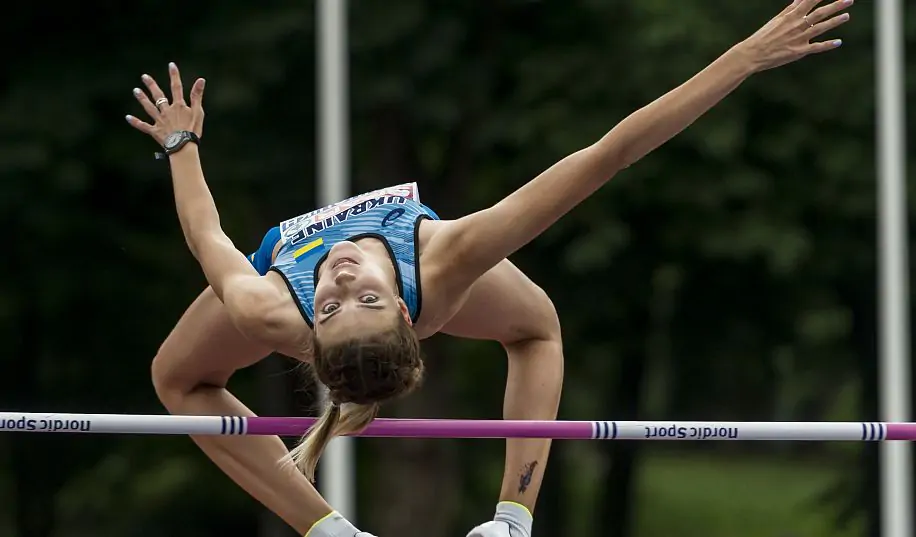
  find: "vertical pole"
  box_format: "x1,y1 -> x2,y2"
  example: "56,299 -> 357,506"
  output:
876,1 -> 911,537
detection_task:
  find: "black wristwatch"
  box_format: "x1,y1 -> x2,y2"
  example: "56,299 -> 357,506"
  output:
155,130 -> 200,160
163,130 -> 199,154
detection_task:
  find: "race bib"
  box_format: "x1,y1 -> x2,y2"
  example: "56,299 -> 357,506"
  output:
279,182 -> 419,244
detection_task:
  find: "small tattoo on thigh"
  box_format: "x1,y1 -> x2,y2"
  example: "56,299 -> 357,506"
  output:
518,460 -> 539,494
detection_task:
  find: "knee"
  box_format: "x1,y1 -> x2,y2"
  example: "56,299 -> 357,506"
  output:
151,346 -> 187,409
502,288 -> 565,388
151,352 -> 173,407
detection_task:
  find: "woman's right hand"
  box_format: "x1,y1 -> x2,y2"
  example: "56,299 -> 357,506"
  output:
737,0 -> 853,72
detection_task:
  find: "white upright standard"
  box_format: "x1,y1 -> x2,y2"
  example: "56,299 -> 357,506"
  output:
876,1 -> 911,536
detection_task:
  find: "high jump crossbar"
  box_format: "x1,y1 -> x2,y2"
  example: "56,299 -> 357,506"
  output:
0,412 -> 914,441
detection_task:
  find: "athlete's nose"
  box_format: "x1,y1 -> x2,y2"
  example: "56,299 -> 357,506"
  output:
334,270 -> 356,285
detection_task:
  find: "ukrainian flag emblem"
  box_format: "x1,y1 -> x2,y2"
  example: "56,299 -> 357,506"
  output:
293,238 -> 325,263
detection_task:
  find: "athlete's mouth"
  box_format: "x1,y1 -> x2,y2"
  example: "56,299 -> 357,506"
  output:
332,257 -> 358,269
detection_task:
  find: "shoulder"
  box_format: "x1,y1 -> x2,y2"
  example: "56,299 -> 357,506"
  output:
414,218 -> 477,332
416,217 -> 449,250
416,216 -> 485,286
416,218 -> 454,277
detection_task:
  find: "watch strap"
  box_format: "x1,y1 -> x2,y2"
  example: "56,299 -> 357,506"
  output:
156,130 -> 199,160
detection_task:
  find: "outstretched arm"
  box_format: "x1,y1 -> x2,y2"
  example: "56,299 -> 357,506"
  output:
128,66 -> 294,346
166,146 -> 298,344
426,0 -> 851,293
131,67 -> 373,537
166,143 -> 255,300
130,67 -> 253,302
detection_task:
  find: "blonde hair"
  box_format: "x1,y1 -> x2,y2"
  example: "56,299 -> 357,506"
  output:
287,314 -> 424,481
289,401 -> 380,482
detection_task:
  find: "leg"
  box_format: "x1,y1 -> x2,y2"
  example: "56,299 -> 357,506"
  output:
441,260 -> 563,513
152,286 -> 270,394
152,287 -> 329,534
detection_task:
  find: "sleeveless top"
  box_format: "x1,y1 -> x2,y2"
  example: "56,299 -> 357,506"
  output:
269,182 -> 439,328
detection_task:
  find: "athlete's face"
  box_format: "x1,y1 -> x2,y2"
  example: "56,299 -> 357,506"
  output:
313,240 -> 410,342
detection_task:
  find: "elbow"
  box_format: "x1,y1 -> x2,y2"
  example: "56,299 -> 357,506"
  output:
185,237 -> 201,260
591,132 -> 635,173
182,229 -> 209,262
184,226 -> 226,260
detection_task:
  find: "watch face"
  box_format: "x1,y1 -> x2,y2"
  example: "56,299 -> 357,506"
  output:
164,132 -> 184,149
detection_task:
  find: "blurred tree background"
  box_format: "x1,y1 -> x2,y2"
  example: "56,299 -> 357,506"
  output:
0,1 -> 912,537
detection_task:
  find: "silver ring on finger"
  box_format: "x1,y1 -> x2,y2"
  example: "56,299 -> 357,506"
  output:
803,14 -> 814,28
155,97 -> 169,111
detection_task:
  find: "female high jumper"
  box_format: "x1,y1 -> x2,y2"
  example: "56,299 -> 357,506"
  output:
127,1 -> 851,535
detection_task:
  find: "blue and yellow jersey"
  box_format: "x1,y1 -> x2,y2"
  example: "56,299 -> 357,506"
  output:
268,183 -> 439,327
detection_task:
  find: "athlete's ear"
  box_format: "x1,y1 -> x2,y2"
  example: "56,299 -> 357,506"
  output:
395,297 -> 412,326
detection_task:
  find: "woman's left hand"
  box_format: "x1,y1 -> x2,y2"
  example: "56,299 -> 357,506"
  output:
737,0 -> 852,72
126,62 -> 205,146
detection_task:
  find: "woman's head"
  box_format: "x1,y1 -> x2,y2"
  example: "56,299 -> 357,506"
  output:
312,239 -> 406,345
289,316 -> 424,480
313,311 -> 423,405
289,241 -> 425,480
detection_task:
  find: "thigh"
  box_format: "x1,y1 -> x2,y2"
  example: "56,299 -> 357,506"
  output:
153,286 -> 273,393
440,259 -> 559,344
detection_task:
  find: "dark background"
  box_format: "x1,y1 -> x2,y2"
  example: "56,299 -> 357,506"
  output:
0,1 -> 912,536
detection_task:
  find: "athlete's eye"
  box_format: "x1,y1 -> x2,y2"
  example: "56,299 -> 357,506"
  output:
321,303 -> 339,314
361,295 -> 379,304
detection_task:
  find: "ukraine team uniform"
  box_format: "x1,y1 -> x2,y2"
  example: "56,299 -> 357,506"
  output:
247,183 -> 439,328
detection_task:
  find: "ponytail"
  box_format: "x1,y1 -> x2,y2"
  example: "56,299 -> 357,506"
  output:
289,401 -> 380,482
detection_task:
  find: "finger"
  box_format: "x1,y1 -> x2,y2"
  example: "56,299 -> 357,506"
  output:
806,11 -> 851,39
189,78 -> 205,110
805,38 -> 844,55
807,0 -> 853,24
141,74 -> 168,104
194,109 -> 204,137
132,87 -> 161,121
780,0 -> 803,15
125,114 -> 155,135
191,78 -> 206,138
168,62 -> 185,105
791,0 -> 827,15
